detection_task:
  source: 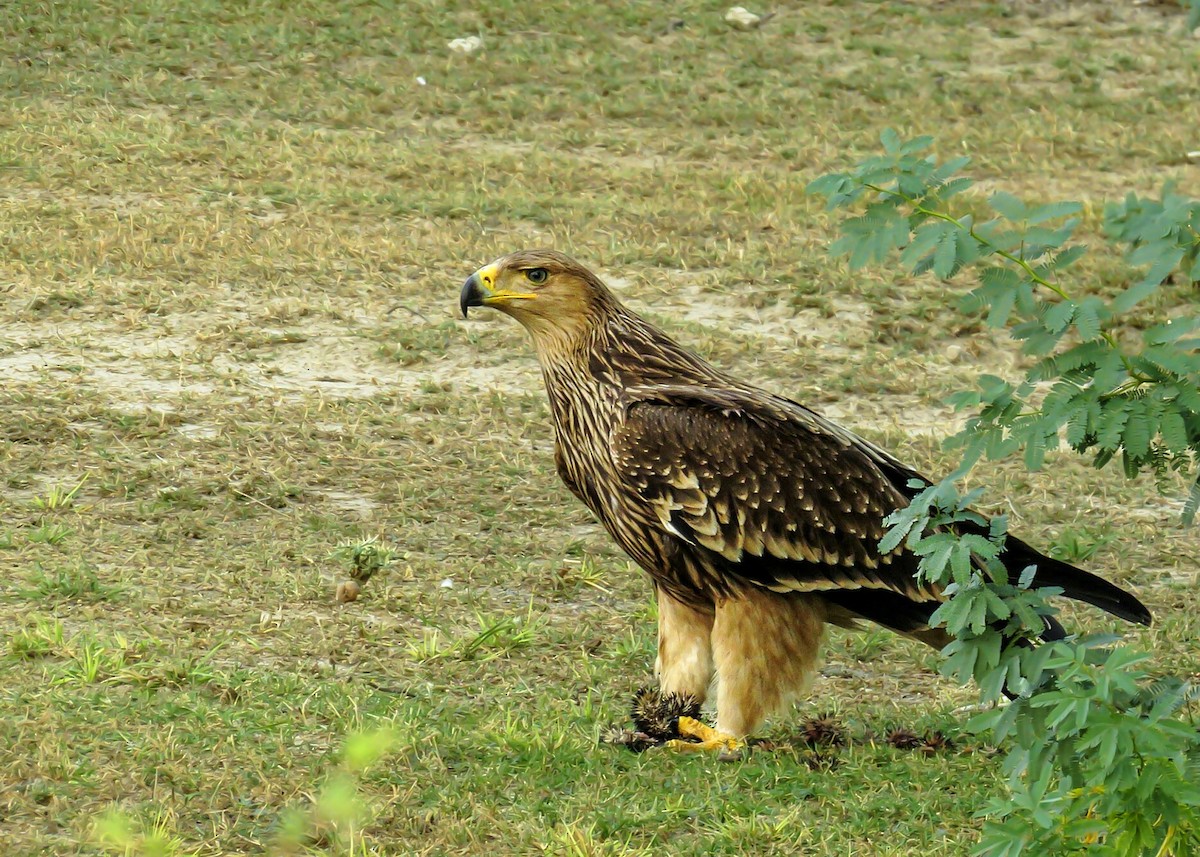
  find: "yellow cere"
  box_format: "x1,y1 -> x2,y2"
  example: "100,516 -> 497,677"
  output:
473,262 -> 538,304
474,262 -> 501,288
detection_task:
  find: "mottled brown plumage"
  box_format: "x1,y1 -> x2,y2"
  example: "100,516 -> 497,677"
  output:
459,249 -> 1151,745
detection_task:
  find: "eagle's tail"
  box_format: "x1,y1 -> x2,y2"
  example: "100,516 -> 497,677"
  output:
1000,534 -> 1152,627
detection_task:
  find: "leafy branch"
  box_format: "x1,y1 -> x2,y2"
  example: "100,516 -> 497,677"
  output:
809,129 -> 1200,521
1104,181 -> 1200,292
883,479 -> 1200,856
809,131 -> 1200,856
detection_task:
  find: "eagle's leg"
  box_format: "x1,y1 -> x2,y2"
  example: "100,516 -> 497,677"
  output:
654,588 -> 715,705
654,589 -> 736,754
710,589 -> 826,743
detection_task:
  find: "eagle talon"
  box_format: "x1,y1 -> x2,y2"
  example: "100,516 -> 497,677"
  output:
664,716 -> 746,759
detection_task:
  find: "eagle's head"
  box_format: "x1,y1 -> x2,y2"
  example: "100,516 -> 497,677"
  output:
460,249 -> 614,348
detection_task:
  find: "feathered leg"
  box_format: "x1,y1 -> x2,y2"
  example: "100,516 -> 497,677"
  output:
653,590 -> 735,756
654,587 -> 715,702
710,590 -> 826,740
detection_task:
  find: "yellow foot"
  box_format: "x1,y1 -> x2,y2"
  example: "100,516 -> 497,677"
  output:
665,716 -> 746,760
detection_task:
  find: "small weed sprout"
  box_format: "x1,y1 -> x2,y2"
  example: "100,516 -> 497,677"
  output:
64,638 -> 117,685
49,632 -> 141,687
9,616 -> 66,659
331,536 -> 397,583
93,806 -> 197,857
404,606 -> 542,662
32,561 -> 119,602
270,728 -> 400,854
1048,526 -> 1118,563
404,628 -> 448,662
26,523 -> 73,546
554,555 -> 610,594
30,475 -> 88,513
460,612 -> 538,660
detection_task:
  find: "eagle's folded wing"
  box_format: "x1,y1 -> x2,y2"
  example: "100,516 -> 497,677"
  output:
614,384 -> 941,603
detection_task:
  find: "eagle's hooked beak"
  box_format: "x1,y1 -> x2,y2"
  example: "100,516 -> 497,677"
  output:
460,272 -> 485,318
460,262 -> 537,318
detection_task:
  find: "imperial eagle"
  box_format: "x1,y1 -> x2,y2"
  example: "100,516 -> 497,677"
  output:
459,250 -> 1151,754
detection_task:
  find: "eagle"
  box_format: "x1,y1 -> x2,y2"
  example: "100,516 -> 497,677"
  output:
459,249 -> 1152,755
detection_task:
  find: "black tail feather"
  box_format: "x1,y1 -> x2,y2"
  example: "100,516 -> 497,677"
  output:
1000,534 -> 1152,627
825,587 -> 1069,650
823,527 -> 1150,661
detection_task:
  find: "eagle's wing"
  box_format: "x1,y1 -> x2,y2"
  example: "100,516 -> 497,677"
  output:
613,384 -> 939,602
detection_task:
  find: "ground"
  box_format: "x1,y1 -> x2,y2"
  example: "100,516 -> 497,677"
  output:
1,1 -> 1198,854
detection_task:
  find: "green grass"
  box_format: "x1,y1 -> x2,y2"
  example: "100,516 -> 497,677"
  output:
2,0 -> 1198,853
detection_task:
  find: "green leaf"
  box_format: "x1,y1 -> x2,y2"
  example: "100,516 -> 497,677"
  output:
1096,403 -> 1132,451
898,134 -> 935,157
1042,299 -> 1076,334
879,522 -> 909,555
933,226 -> 960,279
1128,239 -> 1180,268
947,389 -> 983,411
929,155 -> 972,184
989,191 -> 1028,221
1122,404 -> 1152,459
1128,244 -> 1185,291
1159,409 -> 1192,454
900,221 -> 951,272
1108,274 -> 1166,314
1144,316 -> 1200,345
1022,221 -> 1081,259
833,207 -> 914,270
1013,281 -> 1038,317
1023,431 -> 1047,471
934,175 -> 974,201
1138,343 -> 1200,378
1073,297 -> 1105,340
807,171 -> 873,210
987,291 -> 1018,328
1065,404 -> 1093,449
984,588 -> 1012,621
1025,200 -> 1083,226
1013,320 -> 1066,356
1184,477 -> 1200,526
1044,243 -> 1088,275
962,265 -> 1019,310
931,597 -> 972,637
880,127 -> 902,154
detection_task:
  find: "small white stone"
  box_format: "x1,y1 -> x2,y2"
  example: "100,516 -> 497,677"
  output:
725,6 -> 762,29
1187,151 -> 1200,163
448,36 -> 484,55
945,344 -> 964,362
416,76 -> 427,86
440,578 -> 454,588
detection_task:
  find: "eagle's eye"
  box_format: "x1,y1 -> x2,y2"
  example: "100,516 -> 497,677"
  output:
525,268 -> 549,285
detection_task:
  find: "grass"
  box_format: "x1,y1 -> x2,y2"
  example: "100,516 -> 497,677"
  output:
1,0 -> 1198,854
